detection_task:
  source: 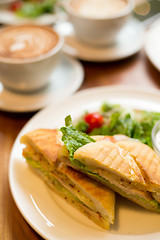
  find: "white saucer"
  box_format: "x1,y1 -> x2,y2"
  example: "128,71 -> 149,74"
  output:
144,18 -> 160,71
55,17 -> 145,62
0,54 -> 84,112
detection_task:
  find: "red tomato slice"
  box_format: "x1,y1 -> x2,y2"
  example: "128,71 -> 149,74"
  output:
9,1 -> 22,12
84,113 -> 103,132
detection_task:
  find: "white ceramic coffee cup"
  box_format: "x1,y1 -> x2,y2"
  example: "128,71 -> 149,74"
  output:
0,25 -> 64,93
65,0 -> 134,46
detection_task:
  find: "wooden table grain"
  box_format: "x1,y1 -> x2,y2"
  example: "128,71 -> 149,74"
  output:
0,49 -> 160,240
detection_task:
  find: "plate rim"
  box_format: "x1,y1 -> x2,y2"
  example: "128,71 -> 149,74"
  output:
0,9 -> 57,25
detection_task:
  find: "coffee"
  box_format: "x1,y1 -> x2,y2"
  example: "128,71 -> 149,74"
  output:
0,25 -> 59,60
69,0 -> 128,18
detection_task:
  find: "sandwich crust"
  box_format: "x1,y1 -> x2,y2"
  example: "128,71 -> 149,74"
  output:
21,129 -> 62,167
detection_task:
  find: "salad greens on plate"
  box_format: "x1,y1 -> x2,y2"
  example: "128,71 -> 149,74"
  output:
59,102 -> 160,170
9,0 -> 63,18
65,103 -> 160,148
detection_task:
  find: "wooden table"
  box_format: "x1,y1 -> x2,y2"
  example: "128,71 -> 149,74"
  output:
0,49 -> 160,240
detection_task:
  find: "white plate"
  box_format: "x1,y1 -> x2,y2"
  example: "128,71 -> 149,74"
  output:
144,18 -> 160,71
0,9 -> 58,25
9,86 -> 160,240
0,54 -> 84,112
55,18 -> 145,62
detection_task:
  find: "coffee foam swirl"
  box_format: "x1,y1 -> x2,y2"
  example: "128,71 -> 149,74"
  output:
0,25 -> 59,60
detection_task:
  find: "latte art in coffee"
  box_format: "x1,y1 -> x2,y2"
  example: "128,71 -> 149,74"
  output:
0,25 -> 59,59
70,0 -> 128,18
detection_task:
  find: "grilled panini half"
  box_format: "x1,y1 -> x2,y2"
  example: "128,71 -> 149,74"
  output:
20,129 -> 115,230
60,135 -> 160,212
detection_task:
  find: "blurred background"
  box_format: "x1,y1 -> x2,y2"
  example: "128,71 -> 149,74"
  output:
0,0 -> 160,25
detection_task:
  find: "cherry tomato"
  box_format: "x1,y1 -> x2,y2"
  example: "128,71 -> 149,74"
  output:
84,113 -> 104,133
9,1 -> 22,12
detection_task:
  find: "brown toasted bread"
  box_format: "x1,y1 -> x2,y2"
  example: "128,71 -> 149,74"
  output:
20,129 -> 115,229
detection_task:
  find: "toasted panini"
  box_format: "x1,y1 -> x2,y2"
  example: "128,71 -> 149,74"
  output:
21,129 -> 115,229
74,141 -> 146,188
59,132 -> 160,212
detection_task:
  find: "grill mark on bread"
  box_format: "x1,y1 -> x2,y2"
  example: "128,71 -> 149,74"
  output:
128,143 -> 151,186
117,140 -> 160,192
109,147 -> 123,170
117,142 -> 147,186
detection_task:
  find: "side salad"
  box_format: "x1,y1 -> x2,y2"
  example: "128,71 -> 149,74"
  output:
74,102 -> 160,148
9,0 -> 63,18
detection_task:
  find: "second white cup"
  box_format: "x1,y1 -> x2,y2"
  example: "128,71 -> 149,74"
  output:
65,0 -> 134,46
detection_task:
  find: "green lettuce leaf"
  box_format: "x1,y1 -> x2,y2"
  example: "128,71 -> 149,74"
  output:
60,115 -> 95,164
16,0 -> 58,18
